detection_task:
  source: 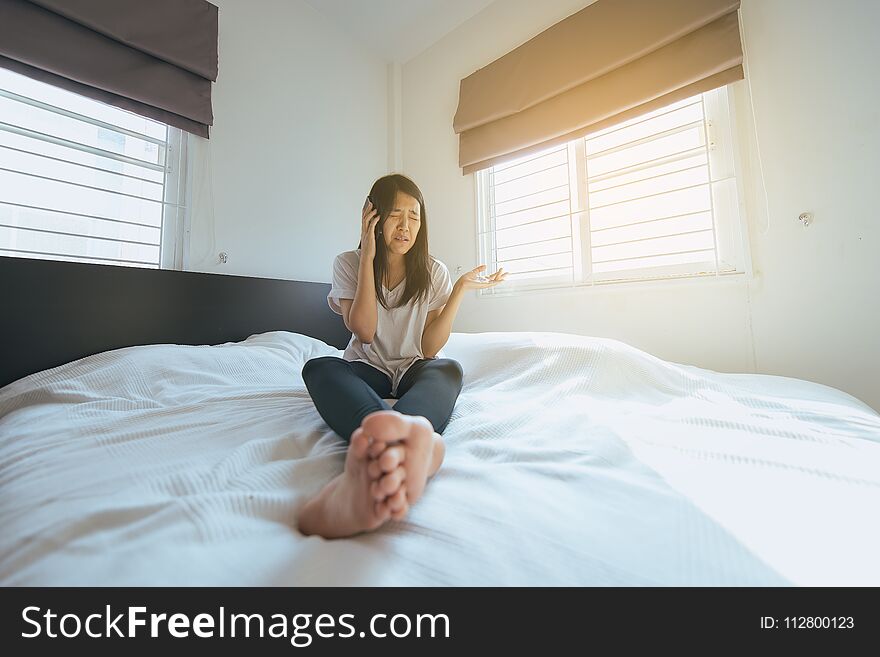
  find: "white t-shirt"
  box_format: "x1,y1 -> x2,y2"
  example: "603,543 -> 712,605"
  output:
327,249 -> 454,396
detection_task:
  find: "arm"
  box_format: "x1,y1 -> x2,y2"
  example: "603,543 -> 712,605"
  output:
421,264 -> 509,357
345,259 -> 378,343
420,281 -> 465,358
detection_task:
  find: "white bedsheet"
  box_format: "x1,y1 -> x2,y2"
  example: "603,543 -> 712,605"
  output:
1,330 -> 878,586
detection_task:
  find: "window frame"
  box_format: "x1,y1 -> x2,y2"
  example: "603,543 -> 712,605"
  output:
158,128 -> 192,270
475,82 -> 753,297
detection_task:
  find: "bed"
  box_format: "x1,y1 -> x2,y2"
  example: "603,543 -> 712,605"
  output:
1,257 -> 879,586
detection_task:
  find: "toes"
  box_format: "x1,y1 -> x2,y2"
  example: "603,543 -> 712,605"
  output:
370,467 -> 405,500
349,430 -> 370,460
387,489 -> 408,518
362,410 -> 409,442
367,460 -> 383,480
372,500 -> 391,525
378,445 -> 405,472
407,416 -> 435,442
370,480 -> 386,501
411,415 -> 434,433
367,438 -> 386,459
379,467 -> 405,495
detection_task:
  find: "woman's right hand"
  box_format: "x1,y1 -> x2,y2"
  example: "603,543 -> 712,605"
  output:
361,197 -> 380,261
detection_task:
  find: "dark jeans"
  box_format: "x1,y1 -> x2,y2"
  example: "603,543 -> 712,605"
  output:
301,356 -> 463,441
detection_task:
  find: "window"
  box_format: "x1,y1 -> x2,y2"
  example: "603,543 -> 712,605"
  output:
0,68 -> 189,269
476,84 -> 750,294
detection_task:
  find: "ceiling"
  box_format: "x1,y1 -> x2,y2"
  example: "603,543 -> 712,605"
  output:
303,0 -> 498,64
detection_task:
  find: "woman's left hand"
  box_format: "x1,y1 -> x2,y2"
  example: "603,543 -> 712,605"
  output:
456,264 -> 508,290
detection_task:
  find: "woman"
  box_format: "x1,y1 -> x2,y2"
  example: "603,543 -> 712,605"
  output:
297,174 -> 506,539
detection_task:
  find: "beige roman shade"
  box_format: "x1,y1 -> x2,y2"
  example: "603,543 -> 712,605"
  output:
454,0 -> 743,174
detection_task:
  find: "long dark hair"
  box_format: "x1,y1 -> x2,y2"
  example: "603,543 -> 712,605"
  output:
357,174 -> 431,310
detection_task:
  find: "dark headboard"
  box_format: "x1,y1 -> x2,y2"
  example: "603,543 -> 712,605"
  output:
0,256 -> 351,389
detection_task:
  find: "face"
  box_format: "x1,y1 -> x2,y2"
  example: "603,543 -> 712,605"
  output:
381,191 -> 421,256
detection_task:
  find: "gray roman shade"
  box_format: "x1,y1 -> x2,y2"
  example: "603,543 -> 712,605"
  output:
454,0 -> 743,174
0,0 -> 219,137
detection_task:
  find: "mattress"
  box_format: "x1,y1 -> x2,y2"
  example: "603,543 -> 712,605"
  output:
1,330 -> 878,586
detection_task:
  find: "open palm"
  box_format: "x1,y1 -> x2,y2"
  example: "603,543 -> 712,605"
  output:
457,265 -> 508,290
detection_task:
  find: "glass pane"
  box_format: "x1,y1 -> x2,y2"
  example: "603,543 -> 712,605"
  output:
0,129 -> 165,183
492,145 -> 565,176
588,125 -> 705,178
493,162 -> 568,204
0,95 -> 163,166
498,251 -> 572,274
0,68 -> 166,140
493,178 -> 569,216
0,225 -> 160,264
586,101 -> 703,155
588,153 -> 706,193
494,199 -> 569,232
497,236 -> 572,262
589,185 -> 711,231
503,267 -> 572,283
590,164 -> 709,209
495,215 -> 570,249
0,169 -> 162,226
0,204 -> 160,244
592,229 -> 715,264
0,142 -> 164,201
591,212 -> 713,248
0,248 -> 158,269
593,249 -> 715,274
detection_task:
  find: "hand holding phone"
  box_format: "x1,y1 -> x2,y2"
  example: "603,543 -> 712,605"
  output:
361,195 -> 380,261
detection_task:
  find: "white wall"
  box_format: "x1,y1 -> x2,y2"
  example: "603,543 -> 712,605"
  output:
187,0 -> 390,283
738,0 -> 879,411
401,0 -> 880,411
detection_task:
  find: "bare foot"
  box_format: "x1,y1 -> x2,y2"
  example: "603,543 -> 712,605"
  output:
297,429 -> 406,538
361,410 -> 445,505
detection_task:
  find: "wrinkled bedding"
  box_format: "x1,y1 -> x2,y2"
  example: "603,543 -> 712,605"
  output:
1,330 -> 878,585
